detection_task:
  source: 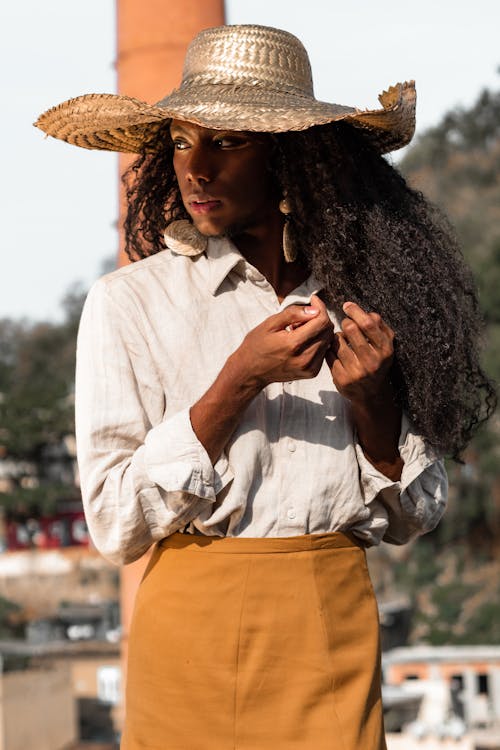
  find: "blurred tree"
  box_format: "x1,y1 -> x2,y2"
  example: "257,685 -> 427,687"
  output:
401,86 -> 500,172
0,284 -> 86,516
0,594 -> 23,639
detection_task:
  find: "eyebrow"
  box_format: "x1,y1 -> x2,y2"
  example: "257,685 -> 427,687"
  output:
170,124 -> 251,139
169,124 -> 190,137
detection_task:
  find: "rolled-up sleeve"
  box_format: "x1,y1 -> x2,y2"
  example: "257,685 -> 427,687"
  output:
75,280 -> 233,565
354,414 -> 448,545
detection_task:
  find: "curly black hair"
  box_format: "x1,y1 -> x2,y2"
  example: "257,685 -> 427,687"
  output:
122,121 -> 496,458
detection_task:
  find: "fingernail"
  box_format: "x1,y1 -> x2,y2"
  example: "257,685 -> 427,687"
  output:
342,302 -> 352,313
303,307 -> 319,315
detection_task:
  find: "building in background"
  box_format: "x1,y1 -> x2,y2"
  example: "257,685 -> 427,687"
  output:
0,639 -> 120,749
384,646 -> 500,745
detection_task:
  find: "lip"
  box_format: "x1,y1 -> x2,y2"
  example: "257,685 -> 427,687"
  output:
189,198 -> 222,214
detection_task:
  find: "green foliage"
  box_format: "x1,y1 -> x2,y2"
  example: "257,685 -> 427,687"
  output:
477,241 -> 500,326
0,321 -> 73,456
401,87 -> 500,173
431,582 -> 474,627
0,284 -> 85,459
394,533 -> 500,645
0,483 -> 75,518
394,538 -> 441,589
414,580 -> 476,646
0,594 -> 23,640
0,285 -> 86,516
464,601 -> 500,643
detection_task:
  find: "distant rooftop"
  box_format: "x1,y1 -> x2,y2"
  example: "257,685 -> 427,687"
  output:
384,645 -> 500,665
0,638 -> 119,659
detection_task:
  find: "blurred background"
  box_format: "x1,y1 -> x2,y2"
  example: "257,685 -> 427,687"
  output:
0,1 -> 499,748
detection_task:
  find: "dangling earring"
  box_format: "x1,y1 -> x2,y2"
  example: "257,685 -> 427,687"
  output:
279,197 -> 297,263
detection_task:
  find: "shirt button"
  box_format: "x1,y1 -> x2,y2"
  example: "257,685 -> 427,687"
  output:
287,508 -> 296,520
287,439 -> 296,452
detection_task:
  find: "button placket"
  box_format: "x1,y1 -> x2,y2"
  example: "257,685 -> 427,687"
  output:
277,390 -> 302,531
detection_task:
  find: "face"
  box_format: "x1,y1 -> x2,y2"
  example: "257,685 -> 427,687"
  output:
170,119 -> 278,237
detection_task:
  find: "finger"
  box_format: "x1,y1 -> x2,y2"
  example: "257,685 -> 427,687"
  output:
329,350 -> 350,389
310,293 -> 327,312
325,344 -> 337,370
325,340 -> 355,390
340,318 -> 381,369
297,341 -> 330,379
307,346 -> 329,377
270,304 -> 319,332
341,317 -> 373,351
325,325 -> 348,362
294,325 -> 335,356
342,301 -> 393,349
330,357 -> 346,383
342,302 -> 394,343
334,332 -> 360,367
336,328 -> 394,384
289,303 -> 332,346
275,294 -> 328,333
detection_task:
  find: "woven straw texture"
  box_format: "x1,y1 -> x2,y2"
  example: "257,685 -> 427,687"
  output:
34,24 -> 416,154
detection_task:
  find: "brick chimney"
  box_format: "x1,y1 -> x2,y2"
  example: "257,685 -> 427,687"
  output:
115,0 -> 225,728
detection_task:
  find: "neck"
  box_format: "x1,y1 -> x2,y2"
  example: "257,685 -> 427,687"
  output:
231,215 -> 308,301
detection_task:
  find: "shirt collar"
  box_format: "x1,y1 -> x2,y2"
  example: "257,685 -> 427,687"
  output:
206,236 -> 245,295
279,275 -> 322,309
205,235 -> 323,301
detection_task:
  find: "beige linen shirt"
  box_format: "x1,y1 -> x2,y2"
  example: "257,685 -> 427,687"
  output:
75,236 -> 447,565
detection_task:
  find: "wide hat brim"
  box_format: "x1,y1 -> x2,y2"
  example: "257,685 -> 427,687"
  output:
34,80 -> 416,156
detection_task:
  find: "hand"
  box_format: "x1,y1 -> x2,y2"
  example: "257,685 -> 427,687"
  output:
191,296 -> 333,465
325,301 -> 402,479
325,301 -> 395,406
234,294 -> 334,388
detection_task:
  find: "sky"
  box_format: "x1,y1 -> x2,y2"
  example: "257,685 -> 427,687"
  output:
1,0 -> 499,322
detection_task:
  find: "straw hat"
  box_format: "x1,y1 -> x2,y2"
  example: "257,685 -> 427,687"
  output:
34,24 -> 416,155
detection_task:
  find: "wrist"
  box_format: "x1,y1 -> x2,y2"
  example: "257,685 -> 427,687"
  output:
349,383 -> 402,468
225,350 -> 264,400
349,380 -> 399,419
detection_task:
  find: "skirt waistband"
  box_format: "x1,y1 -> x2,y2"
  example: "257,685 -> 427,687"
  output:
158,531 -> 363,554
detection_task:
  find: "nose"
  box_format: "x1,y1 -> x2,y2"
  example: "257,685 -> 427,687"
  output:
184,145 -> 214,185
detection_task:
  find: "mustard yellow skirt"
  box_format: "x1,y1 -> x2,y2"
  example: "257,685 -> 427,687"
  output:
121,532 -> 386,750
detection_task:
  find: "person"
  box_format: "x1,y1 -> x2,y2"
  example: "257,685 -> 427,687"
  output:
35,23 -> 495,750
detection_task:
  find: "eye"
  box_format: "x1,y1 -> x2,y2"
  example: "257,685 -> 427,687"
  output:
172,138 -> 189,151
213,135 -> 247,149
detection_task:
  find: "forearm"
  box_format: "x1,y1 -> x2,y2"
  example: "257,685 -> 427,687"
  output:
349,383 -> 403,481
78,405 -> 227,565
190,352 -> 261,464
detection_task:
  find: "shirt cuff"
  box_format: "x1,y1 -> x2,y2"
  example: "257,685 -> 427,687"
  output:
354,412 -> 438,503
143,407 -> 233,501
354,413 -> 447,544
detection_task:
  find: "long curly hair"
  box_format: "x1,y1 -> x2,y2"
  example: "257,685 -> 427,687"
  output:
122,121 -> 496,458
